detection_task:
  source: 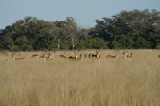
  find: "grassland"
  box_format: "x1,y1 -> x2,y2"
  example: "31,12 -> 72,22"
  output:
0,49 -> 160,106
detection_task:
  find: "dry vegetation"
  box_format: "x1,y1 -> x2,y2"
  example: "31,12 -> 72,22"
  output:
0,49 -> 160,106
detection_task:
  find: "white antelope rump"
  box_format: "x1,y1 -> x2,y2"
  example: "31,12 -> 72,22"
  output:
106,52 -> 118,58
60,52 -> 66,58
12,53 -> 27,61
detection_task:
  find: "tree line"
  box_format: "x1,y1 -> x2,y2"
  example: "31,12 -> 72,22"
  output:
0,9 -> 160,51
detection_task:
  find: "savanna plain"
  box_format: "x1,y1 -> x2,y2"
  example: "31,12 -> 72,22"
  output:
0,49 -> 160,106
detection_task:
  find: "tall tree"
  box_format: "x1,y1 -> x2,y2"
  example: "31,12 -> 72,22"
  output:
65,17 -> 86,50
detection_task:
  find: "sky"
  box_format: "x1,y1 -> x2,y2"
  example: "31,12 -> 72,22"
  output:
0,0 -> 160,29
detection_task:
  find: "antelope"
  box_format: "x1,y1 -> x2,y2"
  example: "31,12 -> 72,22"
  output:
69,52 -> 77,60
39,53 -> 46,61
12,53 -> 27,60
92,51 -> 100,59
45,53 -> 54,61
84,53 -> 88,59
76,53 -> 83,60
106,52 -> 118,58
122,51 -> 130,58
31,54 -> 39,58
124,52 -> 132,60
158,55 -> 160,58
60,52 -> 66,58
69,53 -> 83,61
88,54 -> 92,58
39,53 -> 45,58
45,53 -> 52,58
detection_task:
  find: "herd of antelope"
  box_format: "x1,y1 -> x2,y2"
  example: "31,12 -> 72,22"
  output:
12,52 -> 54,61
11,50 -> 133,61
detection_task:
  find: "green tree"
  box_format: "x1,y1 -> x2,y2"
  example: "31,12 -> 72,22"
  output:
95,9 -> 160,49
116,35 -> 134,49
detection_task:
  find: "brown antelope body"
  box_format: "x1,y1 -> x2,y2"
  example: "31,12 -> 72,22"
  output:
69,53 -> 83,60
12,54 -> 27,60
123,51 -> 132,60
39,53 -> 46,61
125,53 -> 132,60
68,52 -> 79,60
106,52 -> 117,58
60,52 -> 66,58
31,54 -> 39,58
122,51 -> 130,58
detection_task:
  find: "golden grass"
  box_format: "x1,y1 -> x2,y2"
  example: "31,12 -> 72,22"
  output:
0,49 -> 160,106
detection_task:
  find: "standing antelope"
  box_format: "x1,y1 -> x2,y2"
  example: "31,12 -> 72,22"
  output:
12,53 -> 27,60
106,52 -> 118,58
60,52 -> 66,58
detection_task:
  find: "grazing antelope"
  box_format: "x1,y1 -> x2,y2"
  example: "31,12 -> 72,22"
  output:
60,52 -> 66,58
12,53 -> 27,60
69,52 -> 77,60
31,54 -> 39,58
106,52 -> 118,58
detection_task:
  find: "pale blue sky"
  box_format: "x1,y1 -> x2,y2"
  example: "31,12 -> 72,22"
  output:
0,0 -> 160,29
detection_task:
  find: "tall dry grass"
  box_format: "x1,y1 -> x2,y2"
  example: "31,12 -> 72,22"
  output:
0,50 -> 160,106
